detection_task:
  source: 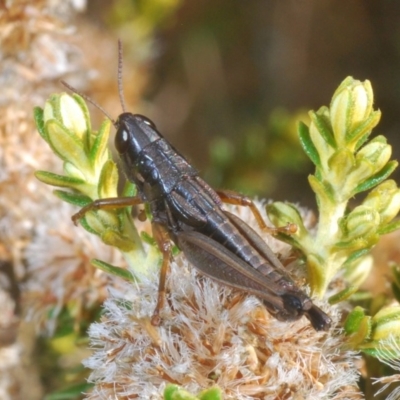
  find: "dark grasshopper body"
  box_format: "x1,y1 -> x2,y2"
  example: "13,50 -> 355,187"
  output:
114,112 -> 331,331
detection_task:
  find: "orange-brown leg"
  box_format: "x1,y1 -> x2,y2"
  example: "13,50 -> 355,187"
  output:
216,190 -> 297,235
150,222 -> 172,326
71,196 -> 144,225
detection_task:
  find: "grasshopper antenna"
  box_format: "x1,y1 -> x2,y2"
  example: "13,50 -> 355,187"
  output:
61,80 -> 116,125
117,39 -> 127,113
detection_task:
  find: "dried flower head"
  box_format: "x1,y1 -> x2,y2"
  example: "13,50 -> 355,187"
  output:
23,201 -> 126,334
83,247 -> 361,399
372,335 -> 400,400
0,0 -> 88,286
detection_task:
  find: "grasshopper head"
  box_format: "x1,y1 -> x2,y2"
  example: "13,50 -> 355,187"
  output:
115,113 -> 161,157
114,113 -> 163,189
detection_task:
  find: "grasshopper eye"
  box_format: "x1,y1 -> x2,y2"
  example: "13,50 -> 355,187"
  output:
115,128 -> 129,154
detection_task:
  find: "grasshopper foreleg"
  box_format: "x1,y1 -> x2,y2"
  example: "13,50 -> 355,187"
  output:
71,196 -> 143,225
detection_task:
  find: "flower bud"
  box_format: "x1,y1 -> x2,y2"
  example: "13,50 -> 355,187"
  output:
43,93 -> 89,140
344,307 -> 372,348
309,107 -> 335,171
344,306 -> 370,335
101,230 -> 138,253
164,384 -> 224,400
363,180 -> 400,226
356,137 -> 391,173
371,306 -> 400,342
342,139 -> 391,195
343,205 -> 379,239
330,77 -> 373,147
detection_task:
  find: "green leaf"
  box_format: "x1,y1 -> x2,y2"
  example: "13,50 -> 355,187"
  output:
35,170 -> 85,188
358,343 -> 384,357
91,259 -> 136,282
306,253 -> 326,295
122,181 -> 137,197
346,110 -> 381,148
309,109 -> 336,148
46,119 -> 91,171
353,129 -> 372,152
308,175 -> 336,204
360,338 -> 400,358
377,219 -> 400,235
373,307 -> 400,326
164,384 -> 180,400
327,148 -> 355,181
63,161 -> 86,181
344,306 -> 368,335
332,76 -> 353,95
298,121 -> 321,167
352,160 -> 398,195
71,93 -> 92,136
333,236 -> 376,252
342,248 -> 370,267
98,160 -> 119,199
164,384 -> 198,400
328,285 -> 357,304
101,230 -> 137,252
82,208 -> 119,233
53,190 -> 92,207
80,216 -> 101,236
198,387 -> 223,400
350,316 -> 372,346
33,107 -> 47,142
89,119 -> 111,167
350,291 -> 373,301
